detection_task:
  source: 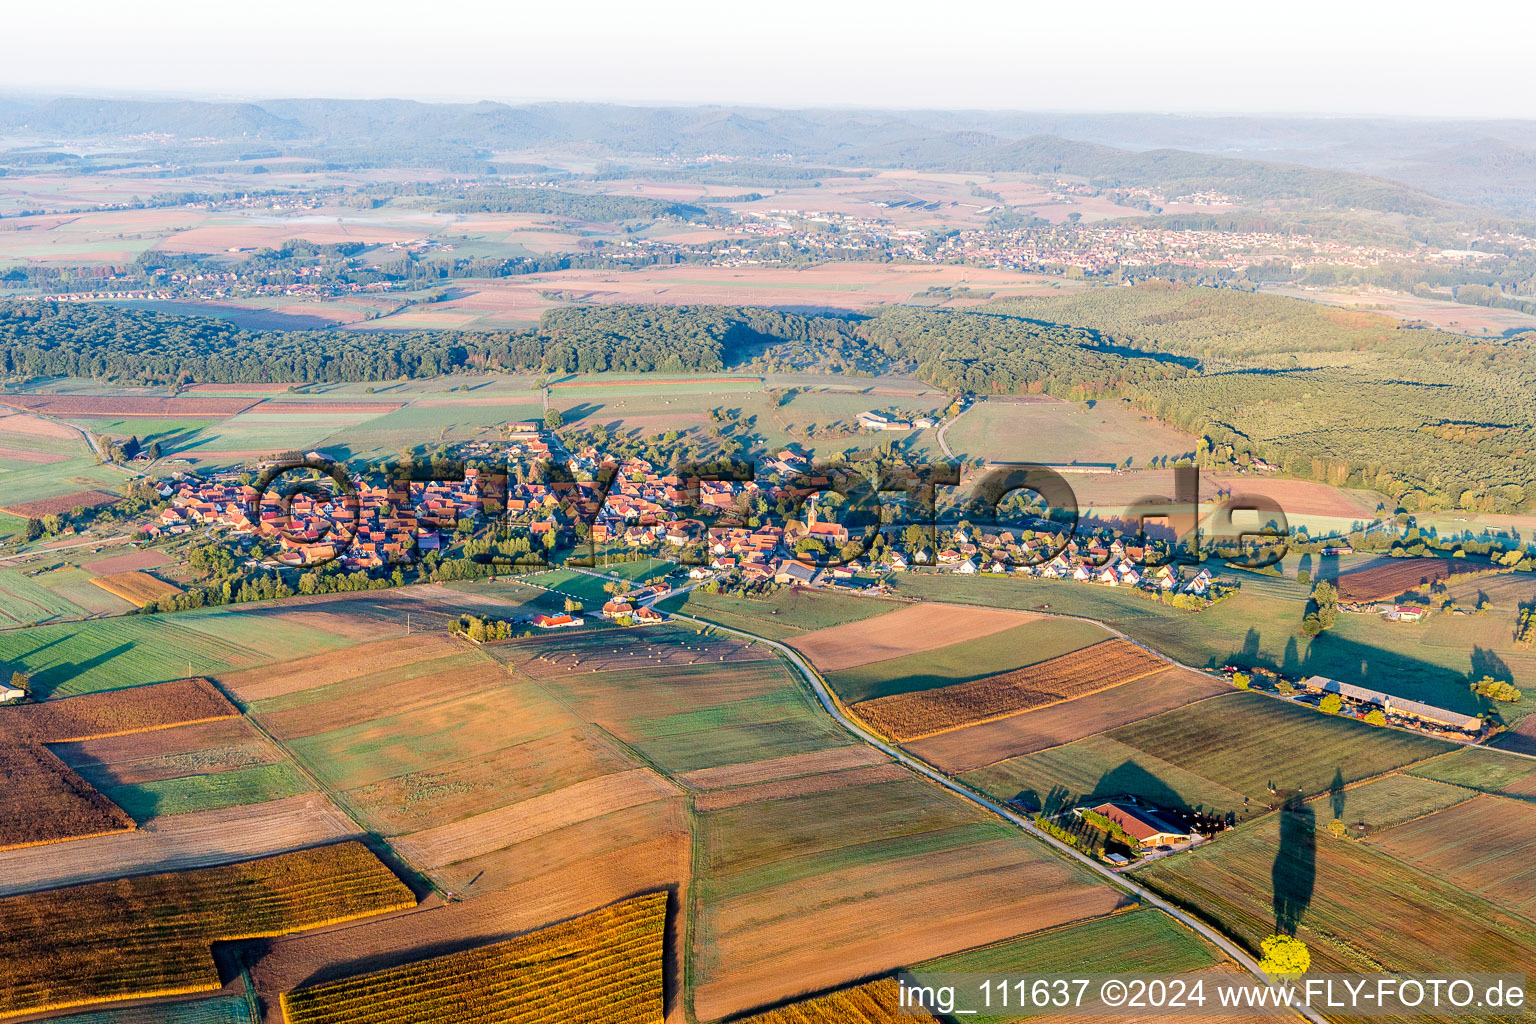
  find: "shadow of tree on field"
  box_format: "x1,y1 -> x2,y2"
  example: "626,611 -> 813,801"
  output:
1273,794 -> 1316,937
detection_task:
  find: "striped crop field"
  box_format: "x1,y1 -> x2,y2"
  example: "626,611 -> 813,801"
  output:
280,892 -> 667,1024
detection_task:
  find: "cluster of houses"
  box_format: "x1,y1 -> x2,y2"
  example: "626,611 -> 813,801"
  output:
135,437 -> 1226,607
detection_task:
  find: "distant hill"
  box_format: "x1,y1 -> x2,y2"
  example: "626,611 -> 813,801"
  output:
0,96 -> 1529,213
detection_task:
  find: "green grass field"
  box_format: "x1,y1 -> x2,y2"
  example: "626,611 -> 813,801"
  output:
1407,746 -> 1536,799
45,995 -> 255,1024
0,607 -> 350,697
0,454 -> 123,505
0,567 -> 88,625
823,617 -> 1109,703
101,762 -> 313,821
1319,773 -> 1475,832
918,907 -> 1218,1020
663,587 -> 894,639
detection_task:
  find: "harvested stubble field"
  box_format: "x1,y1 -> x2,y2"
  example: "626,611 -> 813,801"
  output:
280,892 -> 668,1024
78,549 -> 168,575
390,768 -> 680,870
676,744 -> 890,792
851,639 -> 1165,741
692,773 -> 1130,1020
218,633 -> 462,702
1134,814 -> 1536,1010
786,603 -> 1031,673
0,678 -> 239,850
0,489 -> 120,518
1366,794 -> 1536,916
822,617 -> 1111,704
0,842 -> 414,1019
1334,557 -> 1457,602
0,793 -> 358,897
908,665 -> 1230,773
735,978 -> 937,1023
53,717 -> 283,788
89,570 -> 184,605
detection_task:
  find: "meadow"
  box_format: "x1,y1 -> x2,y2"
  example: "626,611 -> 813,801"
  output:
1316,772 -> 1475,832
663,586 -> 894,640
1406,746 -> 1536,800
0,606 -> 352,697
940,396 -> 1196,467
42,995 -> 256,1024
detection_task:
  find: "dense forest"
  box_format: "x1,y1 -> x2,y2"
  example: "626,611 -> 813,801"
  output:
5,287 -> 1536,511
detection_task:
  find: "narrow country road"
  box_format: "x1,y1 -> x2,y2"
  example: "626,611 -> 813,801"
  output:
667,609 -> 1327,1024
934,400 -> 972,460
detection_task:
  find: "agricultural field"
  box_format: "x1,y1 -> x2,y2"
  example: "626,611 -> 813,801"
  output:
0,566 -> 92,624
851,638 -> 1166,741
280,892 -> 667,1024
691,769 -> 1130,1020
960,691 -> 1451,820
786,602 -> 1033,674
939,396 -> 1196,467
662,585 -> 895,640
820,616 -> 1112,704
891,574 -> 1536,720
0,604 -> 353,697
0,794 -> 359,897
909,665 -> 1230,773
90,569 -> 184,606
0,842 -> 414,1019
1134,812 -> 1536,1000
0,677 -> 239,849
1316,773 -> 1475,833
42,995 -> 257,1024
1333,557 -> 1458,602
734,978 -> 937,1024
1365,794 -> 1536,917
1407,746 -> 1536,799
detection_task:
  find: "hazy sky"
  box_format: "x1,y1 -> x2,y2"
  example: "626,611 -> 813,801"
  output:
3,0 -> 1530,118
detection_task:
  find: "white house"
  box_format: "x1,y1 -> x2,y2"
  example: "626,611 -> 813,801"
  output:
0,684 -> 25,704
955,557 -> 979,575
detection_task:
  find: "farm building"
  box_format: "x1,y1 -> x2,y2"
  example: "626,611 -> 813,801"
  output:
531,613 -> 583,629
1303,676 -> 1482,733
1085,803 -> 1193,847
0,684 -> 25,704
